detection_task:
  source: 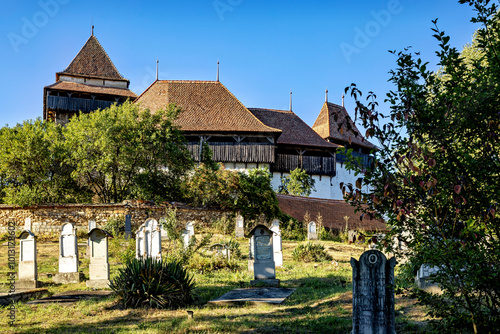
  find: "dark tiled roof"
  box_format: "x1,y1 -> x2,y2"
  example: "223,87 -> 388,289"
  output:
313,102 -> 377,150
277,194 -> 387,231
57,35 -> 128,82
248,108 -> 337,149
45,81 -> 137,98
135,80 -> 282,134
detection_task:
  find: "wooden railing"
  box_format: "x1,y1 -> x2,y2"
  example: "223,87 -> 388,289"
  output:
187,142 -> 275,163
336,151 -> 373,168
273,154 -> 336,176
47,96 -> 115,112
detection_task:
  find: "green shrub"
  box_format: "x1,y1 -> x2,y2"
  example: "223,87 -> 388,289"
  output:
102,215 -> 125,237
186,252 -> 239,273
109,257 -> 195,309
220,238 -> 242,259
292,241 -> 332,262
281,219 -> 306,241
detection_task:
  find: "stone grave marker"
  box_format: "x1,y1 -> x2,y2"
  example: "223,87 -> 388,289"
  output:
235,215 -> 245,238
270,219 -> 283,268
135,225 -> 145,259
145,218 -> 161,261
415,264 -> 441,293
88,220 -> 96,232
124,215 -> 132,240
53,223 -> 82,284
350,249 -> 396,334
248,225 -> 279,286
307,221 -> 318,240
86,228 -> 112,288
24,218 -> 32,231
209,243 -> 230,261
181,229 -> 190,249
16,230 -> 40,289
186,221 -> 195,237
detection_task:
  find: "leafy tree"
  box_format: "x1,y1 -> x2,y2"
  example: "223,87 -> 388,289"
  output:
65,102 -> 193,203
341,1 -> 499,332
278,167 -> 316,196
0,119 -> 90,206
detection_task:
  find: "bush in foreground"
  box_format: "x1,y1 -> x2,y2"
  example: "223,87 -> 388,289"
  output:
110,258 -> 195,309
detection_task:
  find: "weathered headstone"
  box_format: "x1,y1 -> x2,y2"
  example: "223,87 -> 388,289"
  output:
415,264 -> 441,293
145,218 -> 161,261
24,218 -> 32,231
53,223 -> 82,284
87,228 -> 112,288
186,221 -> 195,237
182,229 -> 190,249
16,230 -> 40,289
350,250 -> 396,334
248,225 -> 279,286
209,243 -> 231,261
124,215 -> 132,240
88,220 -> 96,232
235,215 -> 245,238
348,230 -> 359,243
270,219 -> 283,268
135,225 -> 145,259
307,221 -> 318,240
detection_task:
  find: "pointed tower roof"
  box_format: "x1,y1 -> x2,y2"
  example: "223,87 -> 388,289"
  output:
313,102 -> 376,150
56,35 -> 129,83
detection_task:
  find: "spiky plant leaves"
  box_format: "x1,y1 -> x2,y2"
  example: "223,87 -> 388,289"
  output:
109,257 -> 195,309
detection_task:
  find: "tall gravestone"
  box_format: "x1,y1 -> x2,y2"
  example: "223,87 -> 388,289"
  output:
182,229 -> 190,249
235,215 -> 245,238
54,223 -> 82,284
136,225 -> 145,259
16,230 -> 40,289
186,221 -> 195,237
124,215 -> 132,240
87,228 -> 112,288
307,221 -> 318,240
350,250 -> 396,334
270,219 -> 283,268
24,218 -> 32,231
248,225 -> 279,287
135,219 -> 162,260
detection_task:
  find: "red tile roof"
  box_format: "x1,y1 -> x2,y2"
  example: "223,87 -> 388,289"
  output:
249,108 -> 337,150
313,102 -> 377,150
57,35 -> 129,82
135,80 -> 282,134
45,81 -> 137,98
277,194 -> 387,231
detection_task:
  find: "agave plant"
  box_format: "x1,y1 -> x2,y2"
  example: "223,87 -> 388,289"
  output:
109,257 -> 195,309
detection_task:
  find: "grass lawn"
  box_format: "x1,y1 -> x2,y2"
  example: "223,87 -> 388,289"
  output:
0,233 -> 432,333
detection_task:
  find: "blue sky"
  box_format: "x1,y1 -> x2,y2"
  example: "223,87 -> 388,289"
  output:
1,0 -> 480,129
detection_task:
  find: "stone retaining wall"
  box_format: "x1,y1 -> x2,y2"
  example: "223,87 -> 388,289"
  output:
0,201 -> 232,235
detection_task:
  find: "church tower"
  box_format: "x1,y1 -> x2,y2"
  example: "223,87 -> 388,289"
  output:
43,32 -> 137,124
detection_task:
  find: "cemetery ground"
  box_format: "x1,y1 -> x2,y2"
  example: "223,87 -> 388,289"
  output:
0,232 -> 431,333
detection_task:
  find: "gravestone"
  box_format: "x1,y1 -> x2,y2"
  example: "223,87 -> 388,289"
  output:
182,229 -> 190,249
235,215 -> 245,238
186,221 -> 195,237
136,220 -> 162,260
24,218 -> 32,231
88,220 -> 96,232
248,225 -> 279,287
415,264 -> 441,293
16,230 -> 40,289
124,215 -> 132,240
307,221 -> 318,240
270,219 -> 283,268
87,228 -> 112,288
53,223 -> 82,284
350,250 -> 396,334
135,225 -> 145,259
145,218 -> 162,261
209,243 -> 231,261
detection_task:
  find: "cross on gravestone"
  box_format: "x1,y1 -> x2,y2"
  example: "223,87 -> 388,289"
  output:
270,219 -> 283,268
307,221 -> 318,240
235,215 -> 245,238
350,250 -> 396,334
16,230 -> 40,289
248,225 -> 279,286
124,215 -> 132,240
87,228 -> 112,288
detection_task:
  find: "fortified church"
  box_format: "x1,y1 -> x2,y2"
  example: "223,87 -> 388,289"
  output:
43,33 -> 377,214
